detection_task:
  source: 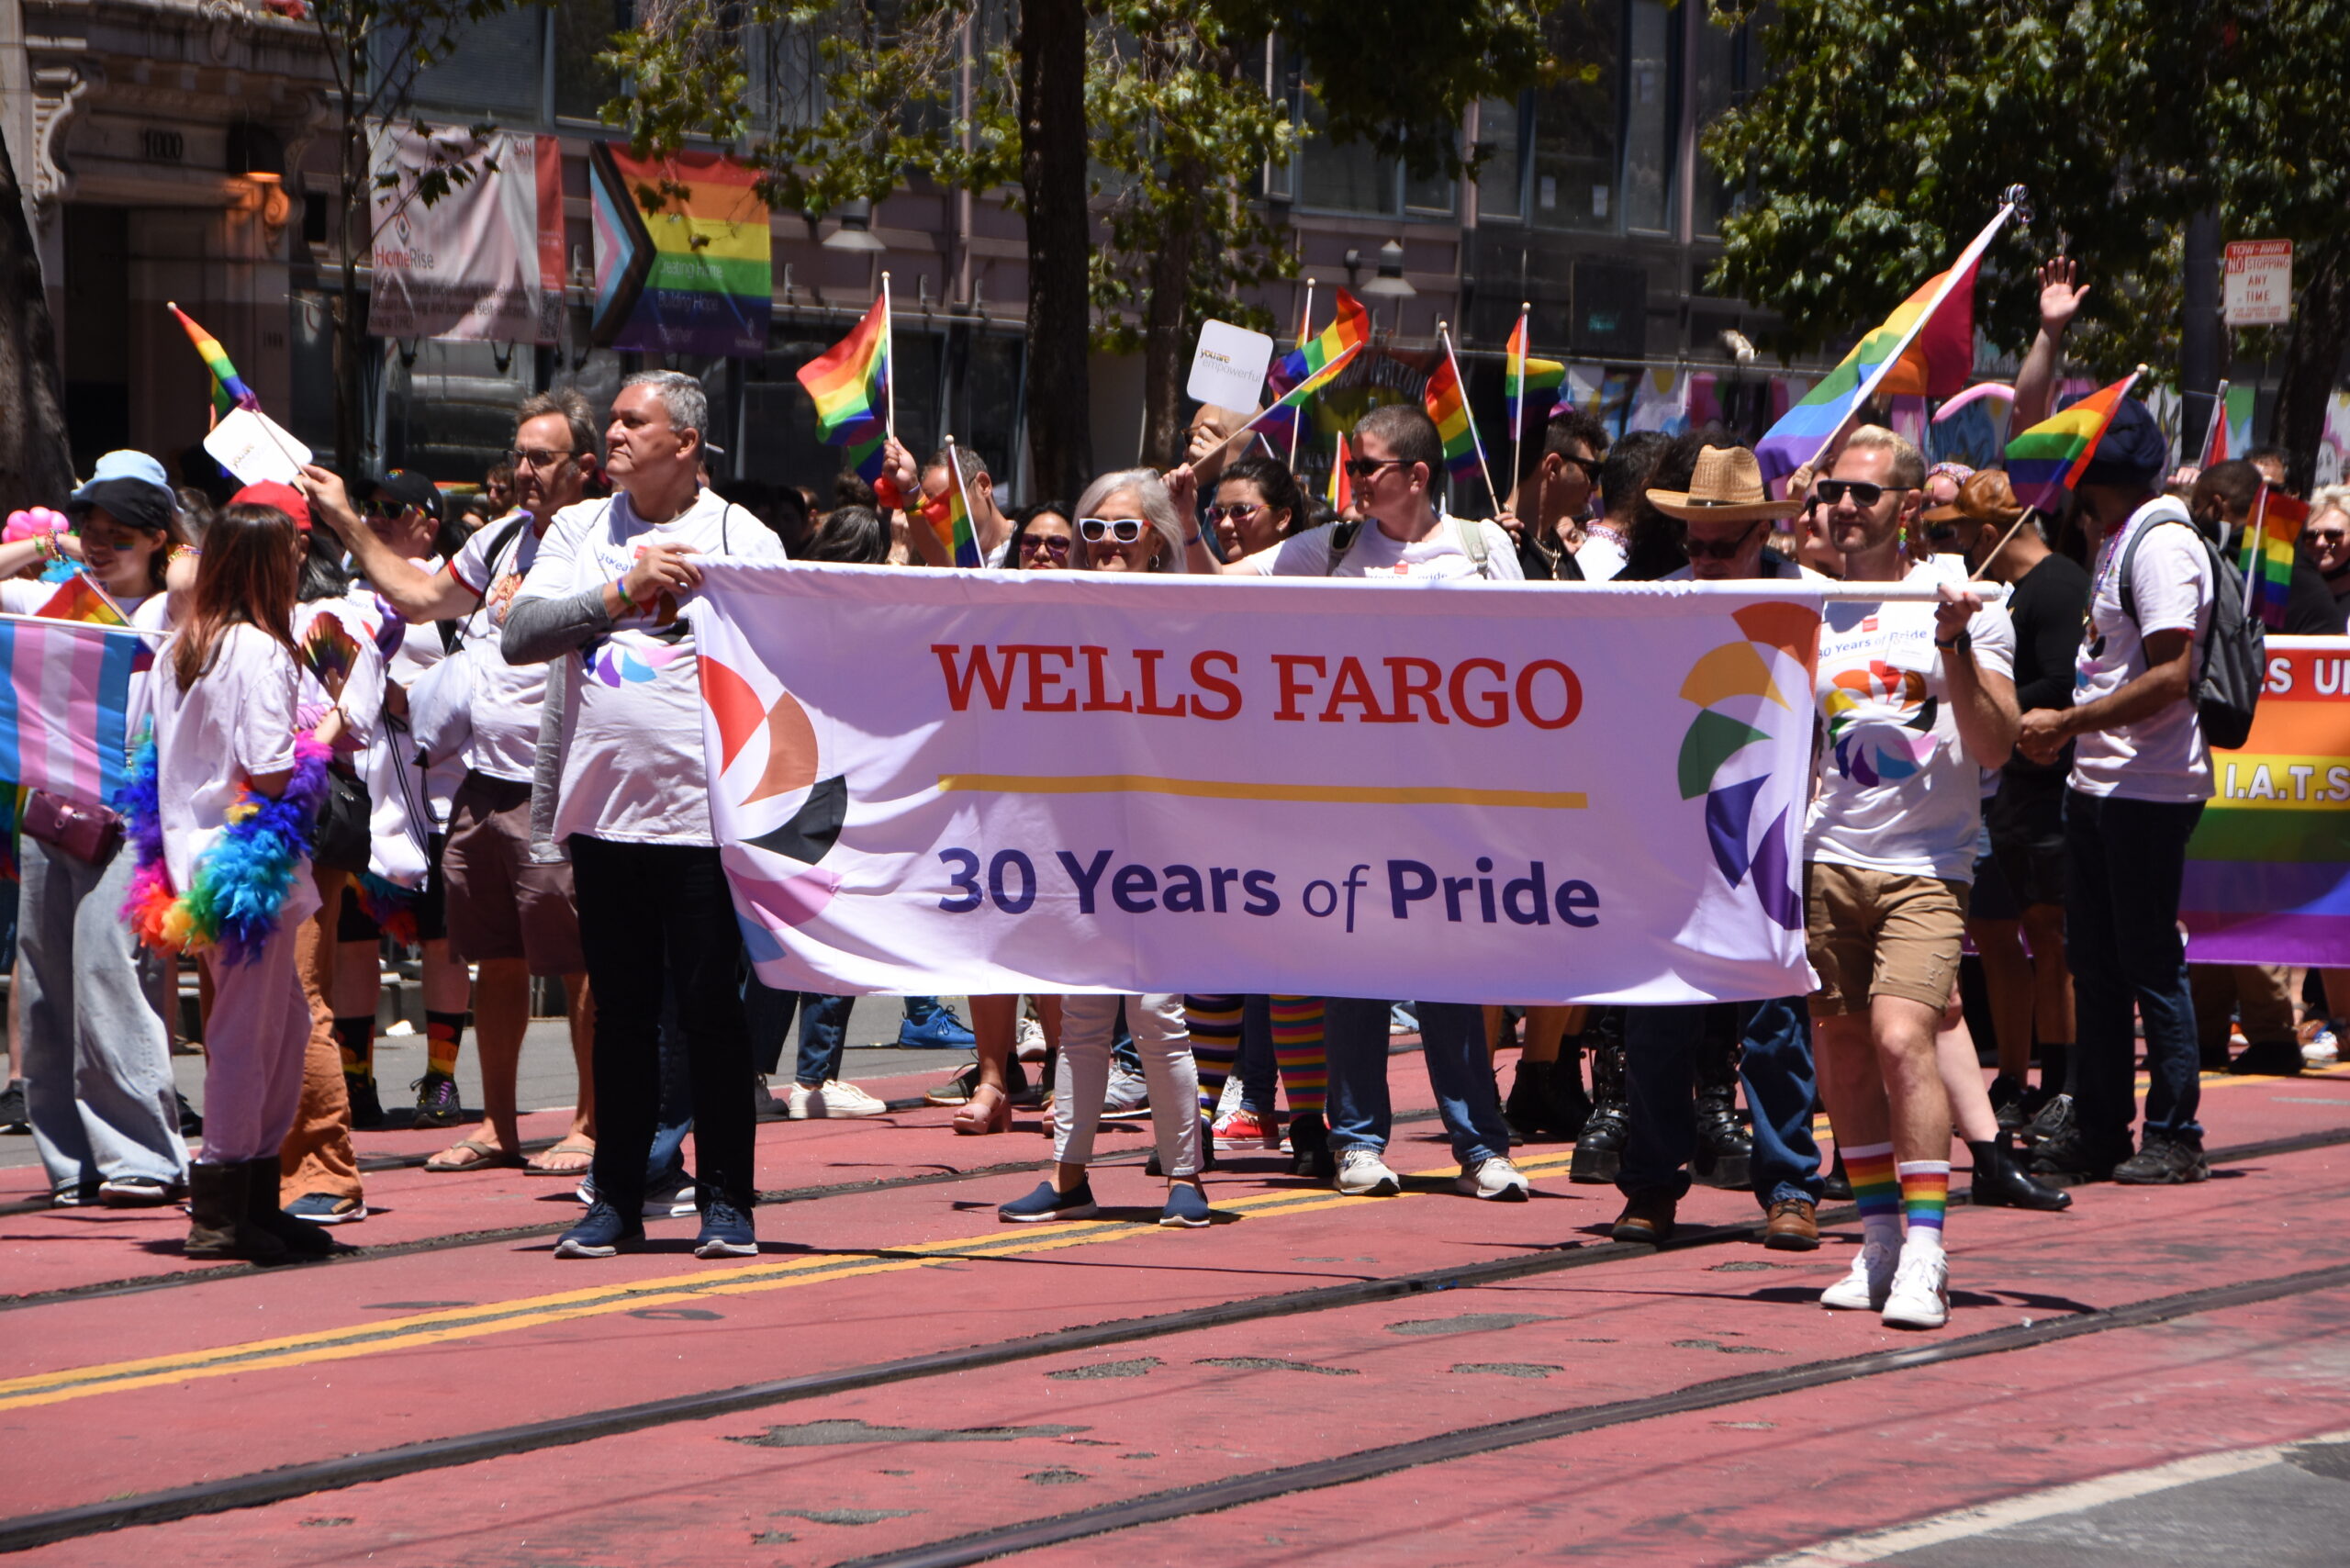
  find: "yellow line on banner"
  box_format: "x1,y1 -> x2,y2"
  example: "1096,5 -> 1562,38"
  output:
939,774 -> 1589,810
0,1151 -> 1581,1413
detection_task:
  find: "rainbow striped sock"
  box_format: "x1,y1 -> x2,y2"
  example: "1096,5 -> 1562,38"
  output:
1184,995 -> 1244,1117
424,1010 -> 467,1080
333,1015 -> 375,1077
1842,1141 -> 1902,1248
1270,994 -> 1326,1116
1897,1160 -> 1950,1256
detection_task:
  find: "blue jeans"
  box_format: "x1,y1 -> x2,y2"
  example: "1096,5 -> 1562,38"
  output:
744,981 -> 858,1089
1618,998 -> 1820,1209
1323,997 -> 1510,1167
2065,789 -> 2205,1147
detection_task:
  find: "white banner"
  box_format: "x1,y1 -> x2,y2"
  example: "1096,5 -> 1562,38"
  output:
368,127 -> 565,344
688,566 -> 1828,1006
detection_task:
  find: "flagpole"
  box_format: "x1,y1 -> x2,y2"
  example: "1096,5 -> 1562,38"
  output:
1439,321 -> 1503,514
1968,509 -> 2038,583
1799,196 -> 2024,475
1288,276 -> 1315,470
2244,483 -> 2268,617
1509,302 -> 1530,501
880,271 -> 896,442
0,609 -> 168,641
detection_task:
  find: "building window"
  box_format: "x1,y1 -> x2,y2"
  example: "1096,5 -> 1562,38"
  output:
1621,0 -> 1676,234
1474,96 -> 1526,223
1296,93 -> 1398,217
404,8 -> 549,122
1529,2 -> 1620,232
1691,1 -> 1755,238
553,0 -> 634,124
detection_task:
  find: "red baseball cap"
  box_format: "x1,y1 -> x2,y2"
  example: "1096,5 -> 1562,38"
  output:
230,480 -> 311,532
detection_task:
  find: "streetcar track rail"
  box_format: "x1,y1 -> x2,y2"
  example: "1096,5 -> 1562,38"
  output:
1,1123 -> 2342,1554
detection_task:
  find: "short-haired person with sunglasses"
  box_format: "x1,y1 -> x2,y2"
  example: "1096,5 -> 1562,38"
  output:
300,388 -> 603,1183
1804,426 -> 2019,1329
1508,408 -> 1610,581
1172,405 -> 1530,1204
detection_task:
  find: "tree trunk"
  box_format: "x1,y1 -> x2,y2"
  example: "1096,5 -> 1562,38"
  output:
0,132 -> 78,512
2273,237 -> 2350,498
333,89 -> 369,475
1017,0 -> 1092,502
1138,157 -> 1205,469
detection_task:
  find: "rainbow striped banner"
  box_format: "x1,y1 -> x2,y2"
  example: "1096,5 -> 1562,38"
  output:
589,143 -> 771,357
2243,486 -> 2307,631
2182,637 -> 2350,965
0,616 -> 140,809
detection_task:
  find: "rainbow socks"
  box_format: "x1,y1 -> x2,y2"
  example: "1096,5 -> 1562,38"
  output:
424,1011 -> 467,1080
1184,995 -> 1244,1117
333,1015 -> 375,1078
1843,1141 -> 1902,1249
1897,1159 -> 1951,1258
1270,994 -> 1326,1117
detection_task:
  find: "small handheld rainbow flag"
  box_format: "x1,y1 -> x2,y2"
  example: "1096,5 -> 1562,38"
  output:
795,292 -> 891,447
1328,431 -> 1353,514
1423,325 -> 1496,503
2242,485 -> 2308,631
1235,339 -> 1366,440
167,302 -> 260,420
1504,313 -> 1564,430
921,438 -> 982,568
33,572 -> 129,629
2199,378 -> 2233,469
2004,367 -> 2143,514
1259,287 -> 1371,447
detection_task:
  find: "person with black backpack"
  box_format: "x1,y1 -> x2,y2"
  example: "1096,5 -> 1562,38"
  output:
2017,398 -> 2240,1187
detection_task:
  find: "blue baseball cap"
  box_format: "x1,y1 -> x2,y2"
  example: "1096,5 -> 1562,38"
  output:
71,450 -> 173,504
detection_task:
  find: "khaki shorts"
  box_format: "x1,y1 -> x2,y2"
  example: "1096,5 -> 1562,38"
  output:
1804,862 -> 1970,1017
442,770 -> 587,976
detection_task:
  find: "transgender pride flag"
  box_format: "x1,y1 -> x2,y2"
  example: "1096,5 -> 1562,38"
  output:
1755,200 -> 2021,484
0,616 -> 140,809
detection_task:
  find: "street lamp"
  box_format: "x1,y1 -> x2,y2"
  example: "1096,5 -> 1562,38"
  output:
1361,239 -> 1416,297
822,198 -> 887,252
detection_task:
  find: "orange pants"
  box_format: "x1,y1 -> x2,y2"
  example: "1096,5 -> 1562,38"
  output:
279,869 -> 362,1204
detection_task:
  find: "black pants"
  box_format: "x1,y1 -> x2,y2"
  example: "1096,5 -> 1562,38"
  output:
572,835 -> 755,1213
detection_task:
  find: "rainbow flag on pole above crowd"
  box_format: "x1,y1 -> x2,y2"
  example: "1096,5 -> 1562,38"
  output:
1328,431 -> 1353,513
2003,368 -> 2143,513
1753,199 -> 2021,483
797,290 -> 894,493
1422,347 -> 1482,484
2243,485 -> 2308,631
1236,338 -> 1367,440
921,440 -> 982,568
1504,314 -> 1564,430
167,302 -> 261,420
1258,288 -> 1371,446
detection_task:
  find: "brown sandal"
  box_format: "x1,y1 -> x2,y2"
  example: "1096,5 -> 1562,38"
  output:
525,1137 -> 597,1176
426,1137 -> 524,1173
953,1082 -> 1012,1136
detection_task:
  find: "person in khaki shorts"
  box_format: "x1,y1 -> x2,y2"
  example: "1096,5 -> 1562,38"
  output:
1801,427 -> 2019,1331
300,390 -> 600,1178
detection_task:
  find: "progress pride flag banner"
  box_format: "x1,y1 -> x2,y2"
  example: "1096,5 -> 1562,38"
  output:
688,566 -> 1825,1005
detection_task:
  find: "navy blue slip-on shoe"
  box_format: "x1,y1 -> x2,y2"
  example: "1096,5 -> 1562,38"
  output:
997,1181 -> 1098,1223
1158,1184 -> 1211,1228
693,1197 -> 759,1259
555,1200 -> 646,1259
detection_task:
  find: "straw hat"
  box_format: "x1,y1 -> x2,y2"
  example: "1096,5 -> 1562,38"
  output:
1921,468 -> 2026,527
1645,444 -> 1803,522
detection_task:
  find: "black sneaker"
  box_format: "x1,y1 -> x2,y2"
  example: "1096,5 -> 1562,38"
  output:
1988,1073 -> 2029,1133
752,1073 -> 787,1123
2022,1091 -> 2076,1147
692,1196 -> 758,1258
2229,1039 -> 2305,1078
175,1091 -> 203,1137
1820,1149 -> 1852,1201
2112,1130 -> 2209,1185
2029,1127 -> 2126,1182
410,1073 -> 464,1129
0,1081 -> 27,1134
555,1200 -> 645,1259
344,1073 -> 386,1131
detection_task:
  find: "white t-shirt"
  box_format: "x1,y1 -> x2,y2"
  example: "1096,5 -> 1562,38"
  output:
983,536 -> 1011,570
1576,529 -> 1628,583
1239,514 -> 1525,580
1807,557 -> 2017,881
2070,498 -> 2215,802
147,622 -> 320,926
444,513 -> 556,784
513,487 -> 787,845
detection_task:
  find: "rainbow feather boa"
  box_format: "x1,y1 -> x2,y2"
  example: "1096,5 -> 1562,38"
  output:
118,729 -> 332,965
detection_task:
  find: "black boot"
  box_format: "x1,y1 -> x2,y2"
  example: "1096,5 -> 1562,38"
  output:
1966,1134 -> 2072,1211
1691,1022 -> 1751,1191
184,1161 -> 287,1262
1544,1042 -> 1593,1139
1821,1148 -> 1852,1200
1504,1058 -> 1554,1141
1569,1013 -> 1627,1184
1287,1110 -> 1335,1180
245,1158 -> 347,1255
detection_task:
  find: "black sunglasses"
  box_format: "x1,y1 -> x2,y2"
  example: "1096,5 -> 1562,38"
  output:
1344,457 -> 1409,481
1813,479 -> 1890,509
1556,454 -> 1601,478
1019,533 -> 1072,557
1680,519 -> 1766,561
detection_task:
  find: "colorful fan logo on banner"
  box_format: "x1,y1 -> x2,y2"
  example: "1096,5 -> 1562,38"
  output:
699,651 -> 848,951
1675,602 -> 1818,931
1822,653 -> 1939,786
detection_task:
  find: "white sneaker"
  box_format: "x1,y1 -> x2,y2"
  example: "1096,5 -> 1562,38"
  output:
1336,1148 -> 1402,1196
1014,1015 -> 1049,1062
575,1175 -> 696,1217
790,1081 -> 888,1119
2304,1025 -> 2341,1067
1819,1239 -> 1898,1311
1881,1248 -> 1951,1330
1455,1156 -> 1532,1201
1101,1063 -> 1152,1120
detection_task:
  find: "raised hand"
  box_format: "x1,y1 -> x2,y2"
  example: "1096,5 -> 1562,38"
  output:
2038,258 -> 2088,336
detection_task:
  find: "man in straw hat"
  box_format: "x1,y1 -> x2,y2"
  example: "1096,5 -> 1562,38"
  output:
1805,426 -> 2019,1329
1607,445 -> 1829,1255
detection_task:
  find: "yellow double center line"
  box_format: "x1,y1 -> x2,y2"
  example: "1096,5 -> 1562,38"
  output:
0,1150 -> 1582,1413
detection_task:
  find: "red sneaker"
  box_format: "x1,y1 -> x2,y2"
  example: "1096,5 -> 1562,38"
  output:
1212,1107 -> 1281,1151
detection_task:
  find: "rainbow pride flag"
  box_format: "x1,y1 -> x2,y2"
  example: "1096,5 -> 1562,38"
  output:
2004,369 -> 2142,513
1753,202 -> 2017,483
589,143 -> 771,357
797,294 -> 890,446
921,445 -> 981,568
2181,637 -> 2350,965
1259,288 -> 1371,445
0,617 -> 139,809
2201,382 -> 2256,469
1422,347 -> 1482,484
2244,487 -> 2309,631
1504,315 -> 1564,430
1236,339 -> 1365,440
1328,431 -> 1353,513
166,303 -> 260,419
35,573 -> 129,629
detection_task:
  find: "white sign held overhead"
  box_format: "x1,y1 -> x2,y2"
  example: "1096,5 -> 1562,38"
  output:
2224,240 -> 2293,327
202,406 -> 313,487
1186,319 -> 1275,413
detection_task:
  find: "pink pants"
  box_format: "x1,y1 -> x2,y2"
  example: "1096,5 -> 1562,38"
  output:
194,913 -> 314,1166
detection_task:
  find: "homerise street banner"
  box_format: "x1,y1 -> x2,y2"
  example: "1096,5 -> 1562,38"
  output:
2182,636 -> 2350,965
688,566 -> 1827,1006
